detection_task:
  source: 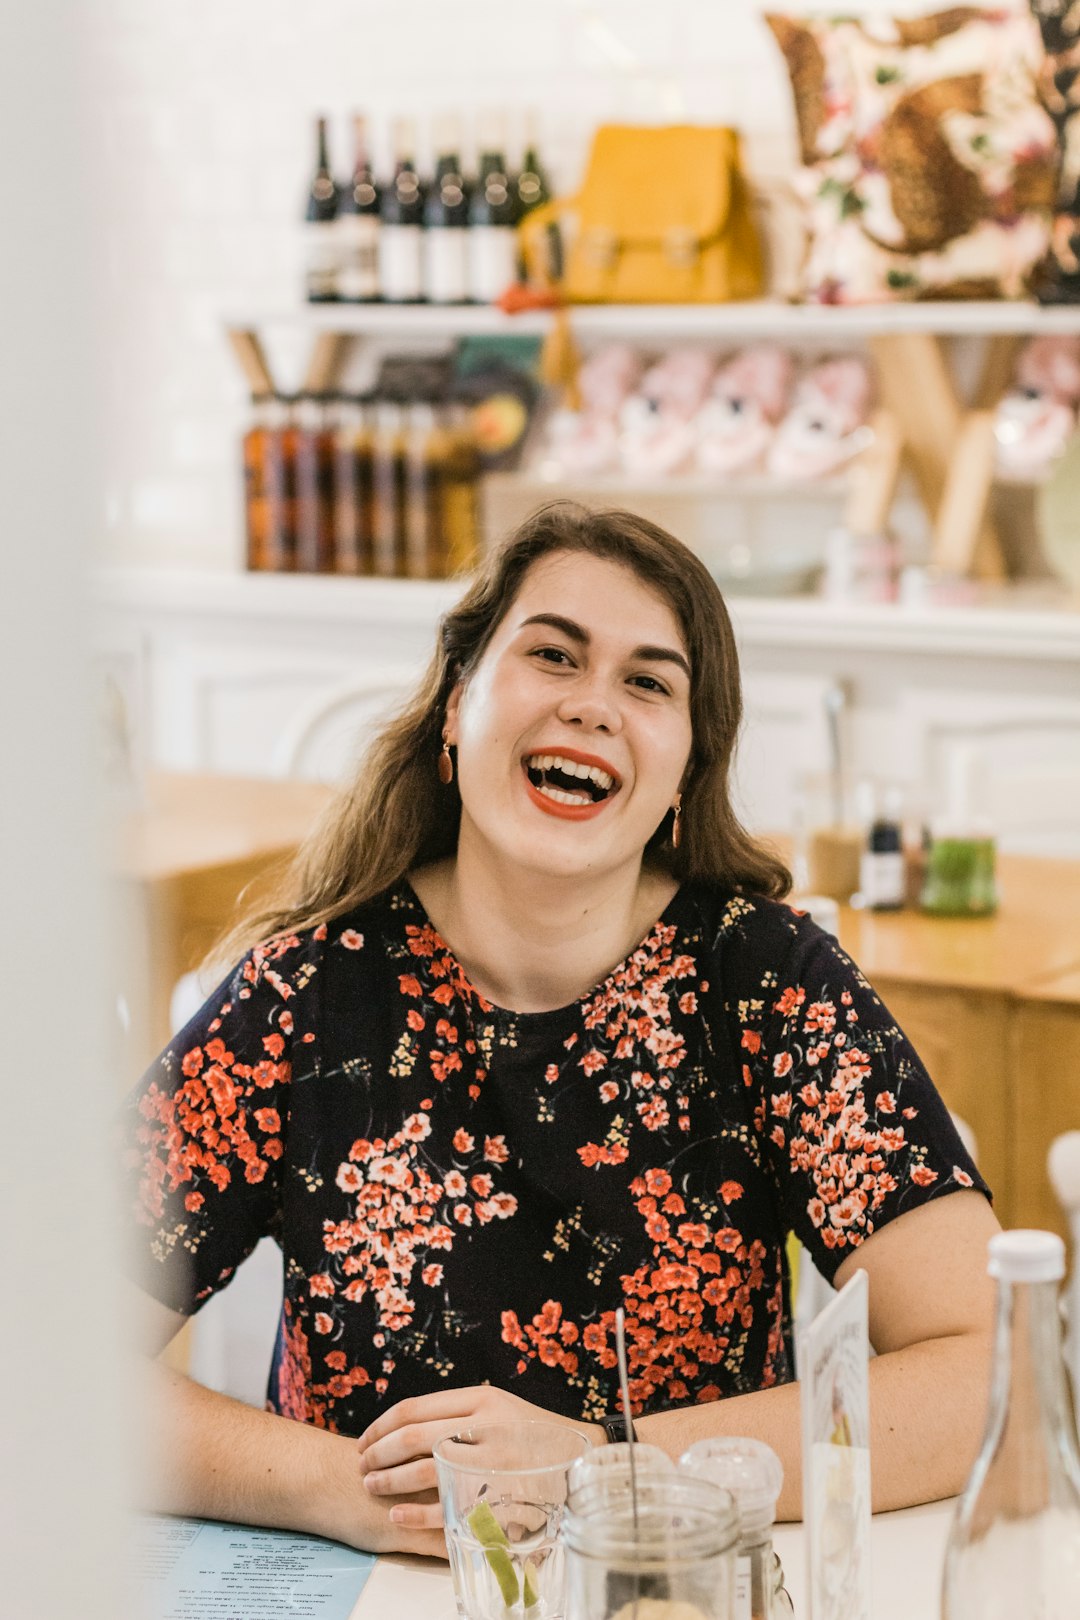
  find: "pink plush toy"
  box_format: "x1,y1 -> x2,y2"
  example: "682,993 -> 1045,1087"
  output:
695,344 -> 795,476
995,335 -> 1080,476
544,343 -> 643,475
767,355 -> 874,481
618,346 -> 716,476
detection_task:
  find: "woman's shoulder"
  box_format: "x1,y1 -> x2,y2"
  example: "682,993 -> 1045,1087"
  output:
238,882 -> 418,985
680,879 -> 813,960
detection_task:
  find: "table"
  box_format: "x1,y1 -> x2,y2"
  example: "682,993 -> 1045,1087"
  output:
833,855 -> 1080,1239
352,1499 -> 955,1619
111,771 -> 335,1068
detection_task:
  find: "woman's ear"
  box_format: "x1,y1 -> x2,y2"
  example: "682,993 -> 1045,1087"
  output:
444,680 -> 463,745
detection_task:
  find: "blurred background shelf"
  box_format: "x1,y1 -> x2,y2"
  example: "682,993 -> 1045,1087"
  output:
229,300 -> 1080,340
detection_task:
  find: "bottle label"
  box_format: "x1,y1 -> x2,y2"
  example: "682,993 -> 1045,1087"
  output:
859,850 -> 905,909
379,225 -> 423,302
337,215 -> 380,300
468,226 -> 517,303
305,223 -> 339,299
733,1552 -> 751,1620
424,229 -> 469,304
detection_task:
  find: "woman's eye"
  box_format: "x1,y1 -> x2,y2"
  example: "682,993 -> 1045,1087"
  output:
629,673 -> 669,695
532,646 -> 573,666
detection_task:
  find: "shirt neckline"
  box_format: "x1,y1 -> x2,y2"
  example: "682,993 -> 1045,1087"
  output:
397,877 -> 695,1024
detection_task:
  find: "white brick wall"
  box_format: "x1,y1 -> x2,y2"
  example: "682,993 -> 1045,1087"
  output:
91,0 -> 1027,571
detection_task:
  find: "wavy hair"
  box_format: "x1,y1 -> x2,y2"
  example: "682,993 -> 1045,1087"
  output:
216,502 -> 790,962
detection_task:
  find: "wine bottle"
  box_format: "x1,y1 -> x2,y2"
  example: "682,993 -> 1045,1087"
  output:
337,115 -> 381,303
423,115 -> 470,305
468,114 -> 519,304
333,394 -> 374,575
378,118 -> 425,304
304,116 -> 340,303
294,393 -> 336,573
515,113 -> 551,216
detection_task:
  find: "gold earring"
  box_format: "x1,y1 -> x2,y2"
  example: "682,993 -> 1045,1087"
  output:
437,734 -> 454,785
671,792 -> 683,850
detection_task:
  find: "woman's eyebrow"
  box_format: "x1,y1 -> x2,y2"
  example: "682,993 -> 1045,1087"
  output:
518,613 -> 691,681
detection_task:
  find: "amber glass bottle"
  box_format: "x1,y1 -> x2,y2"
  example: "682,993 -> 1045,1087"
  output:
263,394 -> 299,571
333,395 -> 374,575
243,393 -> 273,571
294,393 -> 336,572
442,401 -> 481,574
371,400 -> 408,576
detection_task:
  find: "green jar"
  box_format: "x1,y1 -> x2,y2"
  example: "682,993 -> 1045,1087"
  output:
920,834 -> 998,917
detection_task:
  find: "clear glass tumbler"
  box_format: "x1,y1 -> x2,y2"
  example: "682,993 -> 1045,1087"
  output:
435,1421 -> 594,1620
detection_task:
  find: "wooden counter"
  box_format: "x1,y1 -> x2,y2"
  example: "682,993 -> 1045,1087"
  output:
112,772 -> 335,1068
835,857 -> 1080,1239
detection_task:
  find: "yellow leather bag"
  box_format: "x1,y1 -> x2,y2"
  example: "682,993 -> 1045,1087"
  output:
520,124 -> 764,304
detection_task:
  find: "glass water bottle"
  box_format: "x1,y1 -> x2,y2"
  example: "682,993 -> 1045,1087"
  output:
942,1229 -> 1080,1620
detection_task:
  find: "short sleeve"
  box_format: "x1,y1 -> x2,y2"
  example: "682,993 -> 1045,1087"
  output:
120,929 -> 317,1315
740,913 -> 991,1282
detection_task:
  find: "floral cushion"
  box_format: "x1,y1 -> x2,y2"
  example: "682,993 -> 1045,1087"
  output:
766,6 -> 1059,303
1030,0 -> 1080,303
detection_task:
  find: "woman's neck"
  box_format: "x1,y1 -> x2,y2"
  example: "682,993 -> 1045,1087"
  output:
409,842 -> 679,1015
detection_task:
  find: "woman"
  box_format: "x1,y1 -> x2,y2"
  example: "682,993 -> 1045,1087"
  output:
126,504 -> 996,1556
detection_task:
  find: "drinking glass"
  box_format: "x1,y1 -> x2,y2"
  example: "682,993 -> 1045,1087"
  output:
435,1421 -> 594,1620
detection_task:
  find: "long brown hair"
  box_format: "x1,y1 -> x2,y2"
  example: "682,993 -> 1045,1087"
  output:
217,503 -> 789,962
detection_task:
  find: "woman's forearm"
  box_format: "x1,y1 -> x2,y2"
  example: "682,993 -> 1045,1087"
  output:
140,1361 -> 446,1557
636,1329 -> 992,1520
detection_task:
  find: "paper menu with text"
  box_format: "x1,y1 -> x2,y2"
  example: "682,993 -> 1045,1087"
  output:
800,1269 -> 872,1620
129,1513 -> 377,1619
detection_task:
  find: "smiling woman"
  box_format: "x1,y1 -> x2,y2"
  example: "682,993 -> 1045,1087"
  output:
122,502 -> 998,1555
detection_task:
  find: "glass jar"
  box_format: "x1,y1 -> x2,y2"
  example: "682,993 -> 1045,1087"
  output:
564,1474 -> 739,1620
681,1437 -> 791,1620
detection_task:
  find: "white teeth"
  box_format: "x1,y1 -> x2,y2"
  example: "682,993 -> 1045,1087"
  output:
524,753 -> 616,792
538,783 -> 592,805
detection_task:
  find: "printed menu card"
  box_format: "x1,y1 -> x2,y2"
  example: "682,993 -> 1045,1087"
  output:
800,1269 -> 872,1620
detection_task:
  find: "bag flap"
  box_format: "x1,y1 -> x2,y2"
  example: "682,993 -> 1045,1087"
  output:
574,125 -> 741,243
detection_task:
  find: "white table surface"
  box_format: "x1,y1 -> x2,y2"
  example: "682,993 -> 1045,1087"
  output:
352,1498 -> 955,1619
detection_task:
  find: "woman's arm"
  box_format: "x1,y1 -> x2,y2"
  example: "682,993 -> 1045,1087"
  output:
356,1189 -> 997,1526
130,1286 -> 447,1558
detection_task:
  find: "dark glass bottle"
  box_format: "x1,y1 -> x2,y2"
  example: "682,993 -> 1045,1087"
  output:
304,116 -> 340,302
294,394 -> 336,573
378,118 -> 425,304
333,395 -> 374,575
515,114 -> 551,216
423,115 -> 470,305
263,395 -> 299,571
371,399 -> 408,575
468,115 -> 519,304
337,115 -> 381,303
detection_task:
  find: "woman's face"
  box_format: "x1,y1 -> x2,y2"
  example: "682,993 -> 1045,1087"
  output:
446,550 -> 694,884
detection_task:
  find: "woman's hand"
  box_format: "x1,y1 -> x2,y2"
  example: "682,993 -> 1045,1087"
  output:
356,1386 -> 603,1532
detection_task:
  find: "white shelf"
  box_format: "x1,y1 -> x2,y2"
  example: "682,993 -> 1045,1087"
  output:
487,468 -> 849,500
95,567 -> 1080,664
228,300 -> 1080,341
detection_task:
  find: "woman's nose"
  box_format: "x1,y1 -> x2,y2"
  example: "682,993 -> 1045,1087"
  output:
556,679 -> 622,734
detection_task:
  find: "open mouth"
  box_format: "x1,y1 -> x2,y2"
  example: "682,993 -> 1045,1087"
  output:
522,752 -> 621,808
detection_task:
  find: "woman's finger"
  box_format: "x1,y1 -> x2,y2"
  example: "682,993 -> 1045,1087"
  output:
357,1388 -> 482,1452
389,1499 -> 447,1539
364,1456 -> 439,1497
360,1417 -> 466,1474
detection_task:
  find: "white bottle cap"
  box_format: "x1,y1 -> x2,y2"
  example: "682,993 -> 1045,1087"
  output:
988,1229 -> 1065,1284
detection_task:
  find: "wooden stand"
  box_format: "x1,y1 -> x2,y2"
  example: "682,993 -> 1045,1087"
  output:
225,302 -> 1080,582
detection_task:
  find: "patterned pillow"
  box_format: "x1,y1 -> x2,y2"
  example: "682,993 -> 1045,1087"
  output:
1030,0 -> 1080,303
766,6 -> 1059,303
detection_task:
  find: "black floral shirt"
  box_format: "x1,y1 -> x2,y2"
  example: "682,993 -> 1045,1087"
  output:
123,881 -> 988,1432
